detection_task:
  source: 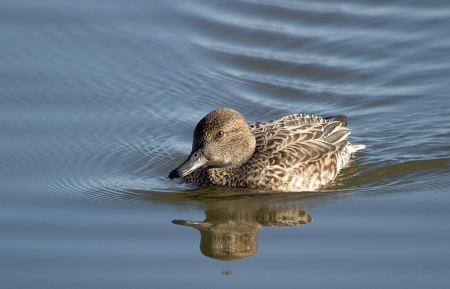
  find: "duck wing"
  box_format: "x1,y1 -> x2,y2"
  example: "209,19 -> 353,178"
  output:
250,114 -> 350,169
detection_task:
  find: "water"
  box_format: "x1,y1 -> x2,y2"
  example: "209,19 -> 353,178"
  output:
1,0 -> 449,288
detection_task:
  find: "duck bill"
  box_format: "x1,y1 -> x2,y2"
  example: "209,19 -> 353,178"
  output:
168,149 -> 208,179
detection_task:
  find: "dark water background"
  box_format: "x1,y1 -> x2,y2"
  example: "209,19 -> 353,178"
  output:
1,0 -> 450,288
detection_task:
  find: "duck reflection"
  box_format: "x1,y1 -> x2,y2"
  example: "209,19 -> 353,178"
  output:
173,204 -> 311,260
147,187 -> 349,261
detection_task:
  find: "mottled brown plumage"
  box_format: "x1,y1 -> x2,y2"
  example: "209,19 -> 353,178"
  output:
169,108 -> 364,191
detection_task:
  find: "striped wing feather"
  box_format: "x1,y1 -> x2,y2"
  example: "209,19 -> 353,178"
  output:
250,114 -> 350,170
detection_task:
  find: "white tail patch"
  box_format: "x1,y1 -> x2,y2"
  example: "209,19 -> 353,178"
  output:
347,144 -> 365,154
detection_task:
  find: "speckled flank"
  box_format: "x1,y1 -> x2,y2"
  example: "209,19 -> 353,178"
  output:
170,108 -> 364,192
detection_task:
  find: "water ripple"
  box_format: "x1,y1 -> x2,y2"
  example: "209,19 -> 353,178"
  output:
2,0 -> 449,205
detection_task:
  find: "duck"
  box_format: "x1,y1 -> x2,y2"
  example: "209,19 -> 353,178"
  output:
169,107 -> 365,191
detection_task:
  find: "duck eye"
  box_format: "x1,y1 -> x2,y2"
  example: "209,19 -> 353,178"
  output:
217,131 -> 224,138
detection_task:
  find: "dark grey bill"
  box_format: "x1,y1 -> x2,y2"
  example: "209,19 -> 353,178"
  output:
168,149 -> 208,179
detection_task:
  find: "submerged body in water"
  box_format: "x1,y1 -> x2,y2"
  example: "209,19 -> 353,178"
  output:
169,108 -> 364,191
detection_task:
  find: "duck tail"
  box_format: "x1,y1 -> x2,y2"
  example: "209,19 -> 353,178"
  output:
347,144 -> 366,154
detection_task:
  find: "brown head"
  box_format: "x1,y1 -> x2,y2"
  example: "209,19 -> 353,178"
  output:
169,108 -> 256,179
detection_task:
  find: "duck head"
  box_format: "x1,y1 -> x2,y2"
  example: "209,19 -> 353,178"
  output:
169,108 -> 256,179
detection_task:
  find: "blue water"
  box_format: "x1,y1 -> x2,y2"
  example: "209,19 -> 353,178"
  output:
1,0 -> 449,288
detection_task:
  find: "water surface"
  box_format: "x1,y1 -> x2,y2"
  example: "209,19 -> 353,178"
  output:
1,0 -> 449,288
